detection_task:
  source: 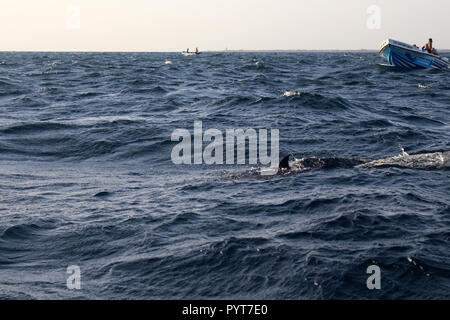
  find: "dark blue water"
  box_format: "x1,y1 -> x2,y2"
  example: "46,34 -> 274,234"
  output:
0,52 -> 449,299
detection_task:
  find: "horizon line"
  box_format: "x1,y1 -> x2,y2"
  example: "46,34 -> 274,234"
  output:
1,49 -> 449,53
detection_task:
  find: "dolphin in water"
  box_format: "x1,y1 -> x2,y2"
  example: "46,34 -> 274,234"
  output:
275,150 -> 450,175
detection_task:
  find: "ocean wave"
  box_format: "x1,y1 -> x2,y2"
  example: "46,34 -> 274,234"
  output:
283,91 -> 356,110
0,122 -> 76,134
1,220 -> 57,241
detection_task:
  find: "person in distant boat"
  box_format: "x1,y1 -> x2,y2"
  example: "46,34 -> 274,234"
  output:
422,38 -> 440,57
186,48 -> 189,53
195,47 -> 199,54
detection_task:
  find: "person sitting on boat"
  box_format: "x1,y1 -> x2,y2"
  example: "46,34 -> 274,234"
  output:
186,48 -> 189,53
422,38 -> 440,57
195,47 -> 199,54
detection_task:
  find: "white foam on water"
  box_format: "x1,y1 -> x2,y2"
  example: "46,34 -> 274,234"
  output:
283,90 -> 301,97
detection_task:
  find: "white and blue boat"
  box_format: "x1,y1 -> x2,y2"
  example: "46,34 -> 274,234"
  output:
379,39 -> 448,69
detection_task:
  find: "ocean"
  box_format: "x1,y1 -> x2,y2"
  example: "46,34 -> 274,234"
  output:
0,51 -> 449,299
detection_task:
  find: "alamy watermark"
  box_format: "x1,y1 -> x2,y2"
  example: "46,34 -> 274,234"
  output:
171,121 -> 279,174
66,4 -> 81,30
366,265 -> 381,290
366,5 -> 381,30
66,265 -> 81,290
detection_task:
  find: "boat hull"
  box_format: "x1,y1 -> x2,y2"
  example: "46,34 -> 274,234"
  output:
379,39 -> 448,70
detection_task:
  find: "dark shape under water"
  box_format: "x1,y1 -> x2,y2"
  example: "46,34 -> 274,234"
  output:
94,191 -> 112,198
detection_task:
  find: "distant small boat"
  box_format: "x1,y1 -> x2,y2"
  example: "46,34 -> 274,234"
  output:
380,39 -> 448,69
181,50 -> 202,56
181,51 -> 202,56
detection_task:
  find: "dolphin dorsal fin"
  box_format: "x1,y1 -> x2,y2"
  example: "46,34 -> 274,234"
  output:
279,155 -> 291,171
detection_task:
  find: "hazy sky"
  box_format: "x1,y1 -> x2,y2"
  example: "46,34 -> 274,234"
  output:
0,0 -> 448,51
